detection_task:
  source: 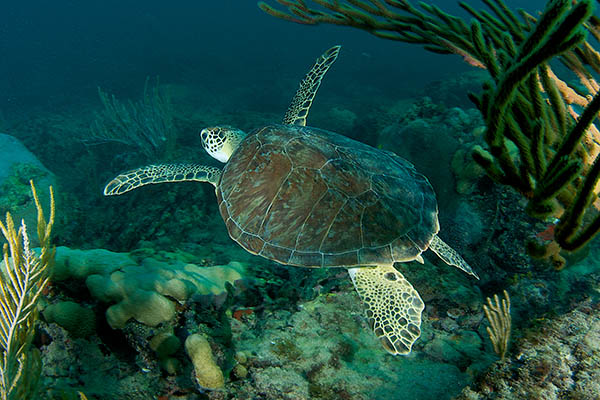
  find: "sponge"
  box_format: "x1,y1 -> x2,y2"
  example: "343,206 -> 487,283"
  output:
43,301 -> 96,338
184,334 -> 224,390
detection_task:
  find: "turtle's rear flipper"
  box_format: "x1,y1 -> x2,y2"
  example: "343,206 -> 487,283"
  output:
348,265 -> 424,355
104,163 -> 221,196
429,235 -> 479,279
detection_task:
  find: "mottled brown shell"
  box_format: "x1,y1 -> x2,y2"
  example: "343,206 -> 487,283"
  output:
216,125 -> 439,268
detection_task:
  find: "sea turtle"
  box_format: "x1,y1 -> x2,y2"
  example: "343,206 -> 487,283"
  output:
103,46 -> 478,355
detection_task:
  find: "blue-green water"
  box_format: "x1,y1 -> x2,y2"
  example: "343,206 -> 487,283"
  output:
1,0 -> 544,112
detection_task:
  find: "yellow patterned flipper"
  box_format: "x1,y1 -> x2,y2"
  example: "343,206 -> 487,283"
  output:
348,265 -> 424,355
103,164 -> 221,196
283,45 -> 341,127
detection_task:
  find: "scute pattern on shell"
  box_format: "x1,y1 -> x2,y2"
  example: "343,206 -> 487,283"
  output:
216,125 -> 439,268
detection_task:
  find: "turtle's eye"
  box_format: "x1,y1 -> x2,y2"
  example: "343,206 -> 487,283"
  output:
200,130 -> 208,142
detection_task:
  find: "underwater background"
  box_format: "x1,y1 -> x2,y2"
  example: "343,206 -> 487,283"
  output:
1,0 -> 600,399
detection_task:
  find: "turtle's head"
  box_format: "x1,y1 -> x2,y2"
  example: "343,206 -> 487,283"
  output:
200,126 -> 247,163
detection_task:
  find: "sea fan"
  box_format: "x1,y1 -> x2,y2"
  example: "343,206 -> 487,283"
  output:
0,182 -> 55,400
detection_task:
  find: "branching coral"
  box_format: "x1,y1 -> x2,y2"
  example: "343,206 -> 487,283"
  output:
0,181 -> 55,400
259,0 -> 600,256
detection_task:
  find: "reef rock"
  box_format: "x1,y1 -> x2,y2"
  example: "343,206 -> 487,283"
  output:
0,133 -> 56,245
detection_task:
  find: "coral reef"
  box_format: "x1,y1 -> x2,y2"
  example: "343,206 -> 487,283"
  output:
326,106 -> 358,135
451,145 -> 486,195
27,209 -> 599,400
40,323 -> 161,400
52,246 -> 246,329
376,103 -> 484,210
149,330 -> 182,374
2,3 -> 599,397
456,297 -> 600,400
226,288 -> 481,400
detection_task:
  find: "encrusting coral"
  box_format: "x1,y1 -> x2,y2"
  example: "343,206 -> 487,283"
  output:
52,246 -> 246,329
259,0 -> 600,258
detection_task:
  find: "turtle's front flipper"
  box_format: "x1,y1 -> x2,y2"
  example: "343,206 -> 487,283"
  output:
348,265 -> 424,355
429,235 -> 479,279
103,164 -> 221,196
283,45 -> 341,127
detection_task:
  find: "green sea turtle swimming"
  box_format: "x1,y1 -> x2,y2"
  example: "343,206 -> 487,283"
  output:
103,45 -> 478,355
